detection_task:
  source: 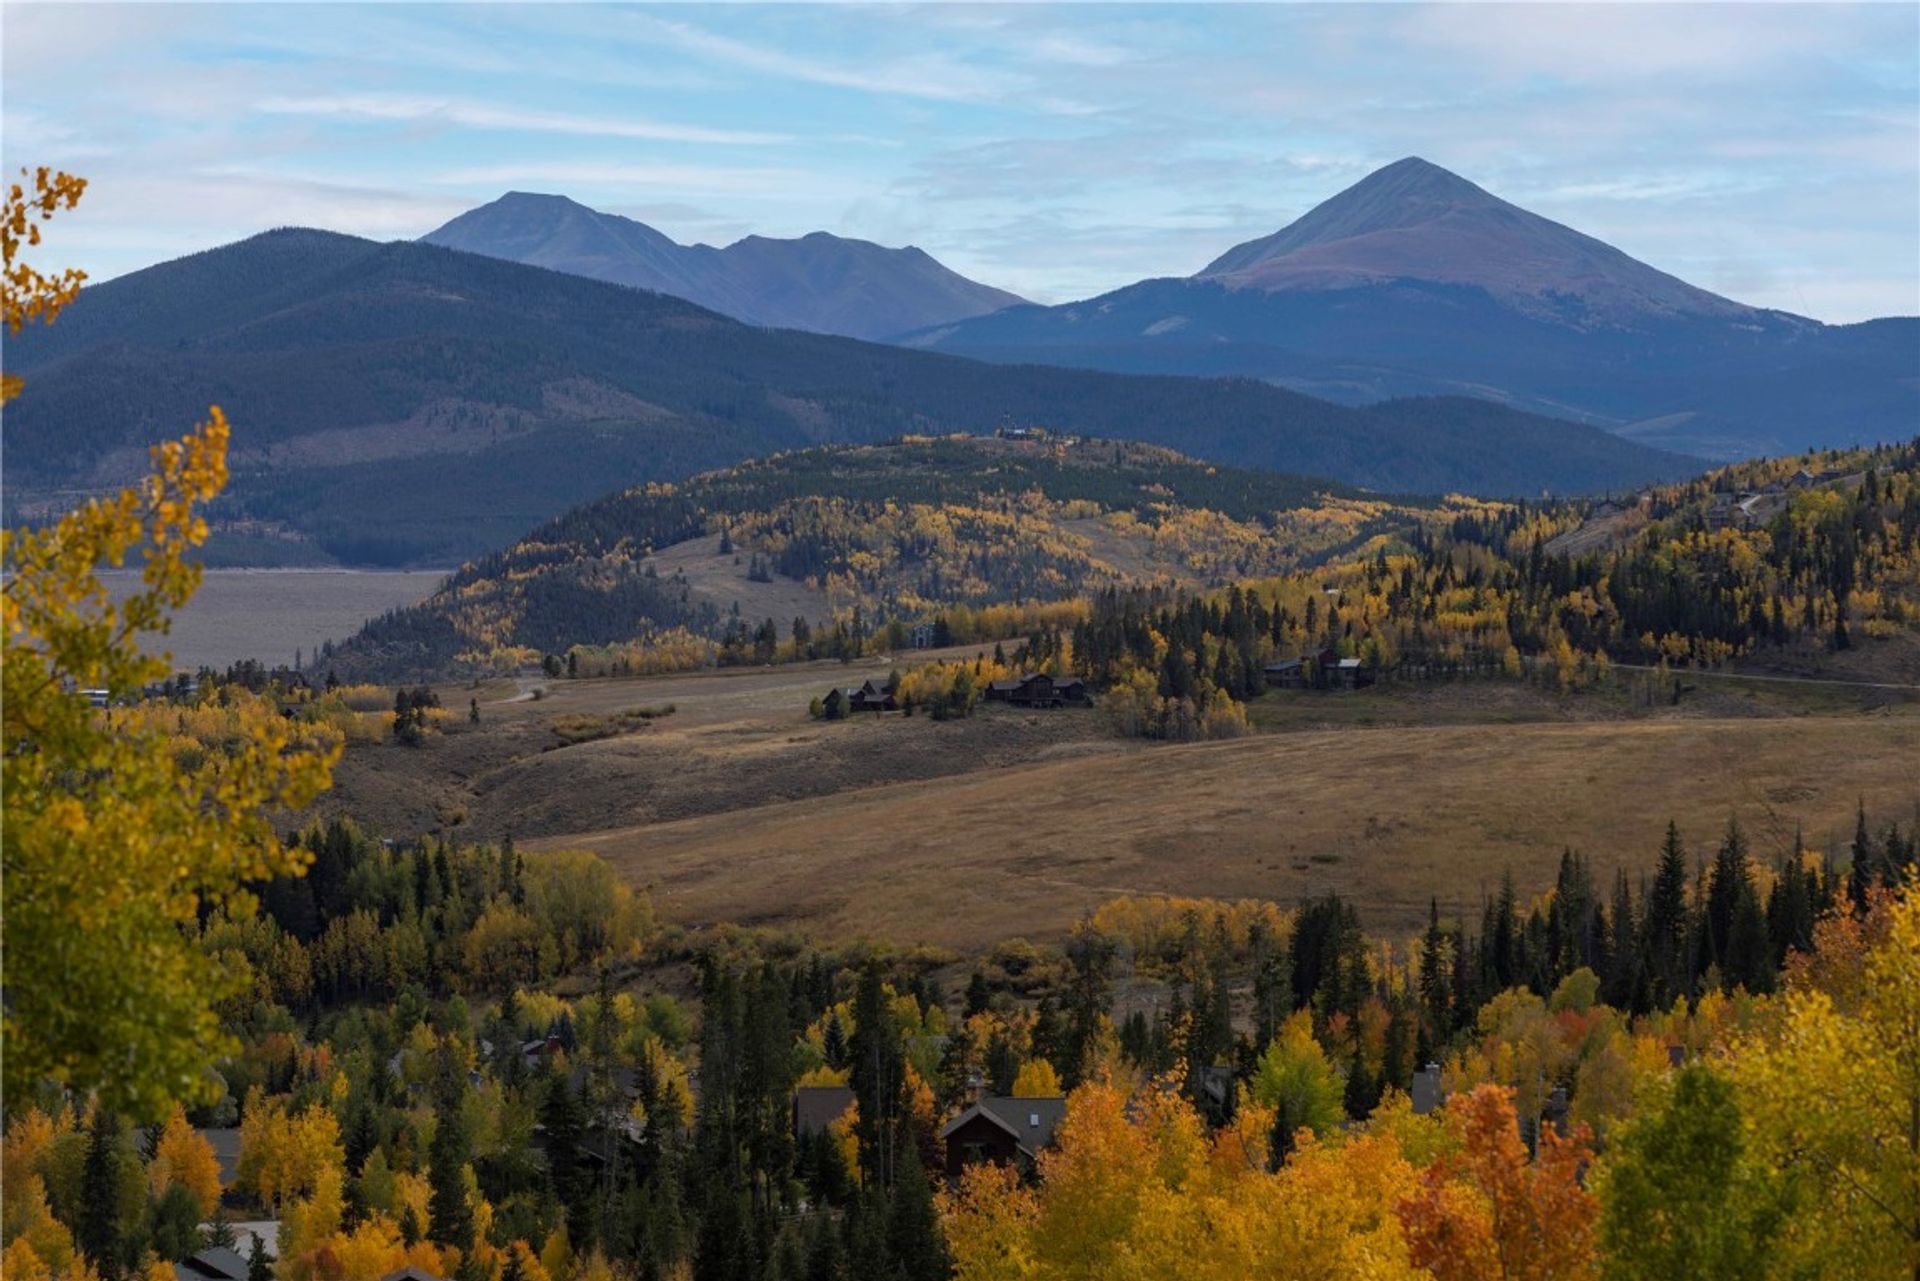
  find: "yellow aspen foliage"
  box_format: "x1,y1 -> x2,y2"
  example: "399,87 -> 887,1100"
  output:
236,1091 -> 345,1212
826,1104 -> 862,1188
943,1079 -> 1425,1280
0,1174 -> 81,1277
1011,1059 -> 1062,1098
278,1163 -> 346,1281
1729,887 -> 1920,1279
148,1104 -> 223,1218
540,1226 -> 574,1281
1,167 -> 87,404
2,170 -> 339,1120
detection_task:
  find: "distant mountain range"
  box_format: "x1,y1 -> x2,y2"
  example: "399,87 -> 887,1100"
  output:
899,158 -> 1920,460
422,192 -> 1025,340
1,228 -> 1688,566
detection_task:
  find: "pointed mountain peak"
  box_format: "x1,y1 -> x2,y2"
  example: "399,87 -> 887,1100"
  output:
1195,157 -> 1750,324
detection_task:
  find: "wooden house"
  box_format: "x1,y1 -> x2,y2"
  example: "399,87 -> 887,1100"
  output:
989,673 -> 1092,708
1263,658 -> 1307,689
1323,656 -> 1377,690
940,1095 -> 1067,1183
792,1085 -> 857,1139
845,678 -> 897,712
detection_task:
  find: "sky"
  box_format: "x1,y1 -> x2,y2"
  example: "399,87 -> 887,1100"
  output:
3,2 -> 1916,322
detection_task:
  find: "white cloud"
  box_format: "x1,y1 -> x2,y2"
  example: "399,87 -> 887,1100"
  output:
428,160 -> 823,199
624,14 -> 1053,107
256,93 -> 788,146
1395,3 -> 1863,83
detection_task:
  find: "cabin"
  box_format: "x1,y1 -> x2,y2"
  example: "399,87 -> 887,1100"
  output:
987,672 -> 1091,708
845,678 -> 897,712
1264,651 -> 1376,691
792,1085 -> 857,1139
940,1095 -> 1067,1183
1322,656 -> 1377,690
1262,658 -> 1307,689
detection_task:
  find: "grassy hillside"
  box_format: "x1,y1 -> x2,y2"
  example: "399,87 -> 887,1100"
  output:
321,434 -> 1450,678
3,230 -> 1694,566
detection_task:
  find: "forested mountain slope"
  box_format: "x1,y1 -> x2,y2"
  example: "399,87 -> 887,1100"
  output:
320,434 -> 1452,677
3,230 -> 1693,566
1069,441 -> 1920,740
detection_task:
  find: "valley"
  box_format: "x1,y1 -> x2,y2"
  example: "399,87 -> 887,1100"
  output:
310,649 -> 1920,953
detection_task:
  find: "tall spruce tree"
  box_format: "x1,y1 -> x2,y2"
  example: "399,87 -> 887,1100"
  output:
1643,822 -> 1693,1007
78,1105 -> 123,1279
428,1048 -> 476,1253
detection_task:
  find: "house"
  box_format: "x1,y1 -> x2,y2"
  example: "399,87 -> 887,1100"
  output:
942,1095 -> 1066,1183
1192,1065 -> 1237,1120
1323,656 -> 1377,690
844,678 -> 897,712
1000,673 -> 1090,708
793,1085 -> 857,1139
521,1034 -> 563,1069
1733,491 -> 1789,527
1262,658 -> 1307,689
910,622 -> 935,650
175,1247 -> 250,1281
380,1269 -> 450,1281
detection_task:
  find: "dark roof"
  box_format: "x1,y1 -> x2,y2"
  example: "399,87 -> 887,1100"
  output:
1411,1065 -> 1444,1116
380,1270 -> 450,1281
176,1247 -> 250,1281
793,1085 -> 856,1136
988,679 -> 1022,692
940,1095 -> 1067,1157
196,1127 -> 242,1185
1264,658 -> 1303,672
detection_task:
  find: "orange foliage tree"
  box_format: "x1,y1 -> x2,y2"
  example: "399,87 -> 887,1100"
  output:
1397,1084 -> 1598,1281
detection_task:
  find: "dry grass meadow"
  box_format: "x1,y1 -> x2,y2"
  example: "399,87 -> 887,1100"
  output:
299,652 -> 1914,954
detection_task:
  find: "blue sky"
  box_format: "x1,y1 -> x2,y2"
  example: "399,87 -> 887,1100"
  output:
4,2 -> 1916,321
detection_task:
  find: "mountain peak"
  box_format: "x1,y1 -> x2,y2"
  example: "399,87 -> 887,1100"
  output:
1196,157 -> 1750,324
421,193 -> 1023,339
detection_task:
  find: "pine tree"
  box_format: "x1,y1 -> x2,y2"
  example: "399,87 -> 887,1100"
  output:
1643,822 -> 1693,1006
1848,801 -> 1878,915
1725,881 -> 1775,994
886,1136 -> 952,1281
428,1052 -> 475,1252
1418,898 -> 1451,1041
1343,1057 -> 1380,1121
1701,818 -> 1754,977
79,1105 -> 122,1278
543,1070 -> 591,1243
247,1234 -> 273,1281
849,964 -> 904,1189
963,971 -> 991,1018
